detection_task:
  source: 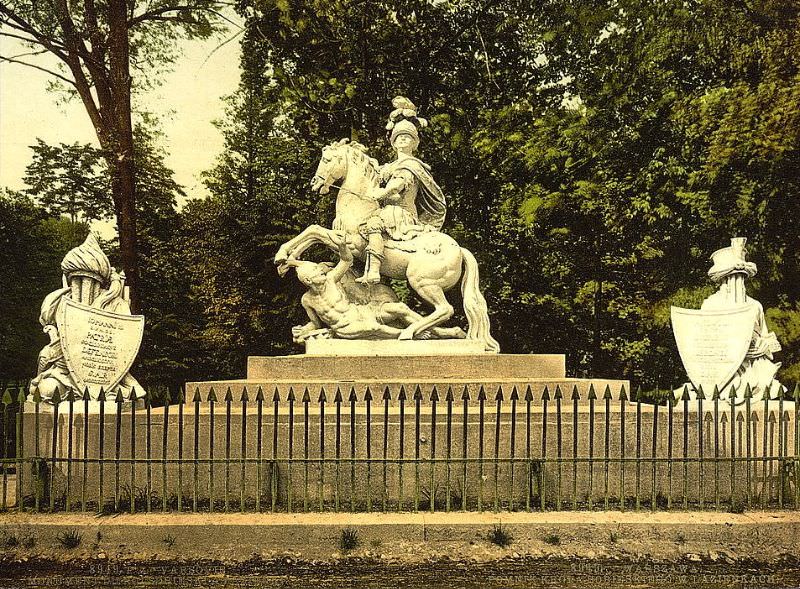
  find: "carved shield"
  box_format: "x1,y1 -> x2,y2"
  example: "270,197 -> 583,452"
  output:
57,298 -> 144,395
671,305 -> 758,394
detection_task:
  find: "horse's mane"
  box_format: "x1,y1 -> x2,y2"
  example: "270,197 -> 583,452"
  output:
327,138 -> 379,179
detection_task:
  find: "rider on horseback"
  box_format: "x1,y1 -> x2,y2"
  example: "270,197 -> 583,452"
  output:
355,97 -> 447,284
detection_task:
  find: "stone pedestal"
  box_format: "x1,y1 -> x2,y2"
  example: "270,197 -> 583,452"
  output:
243,349 -> 567,382
22,350 -> 797,511
303,338 -> 486,356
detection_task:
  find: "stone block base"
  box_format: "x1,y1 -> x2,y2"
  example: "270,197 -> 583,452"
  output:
245,352 -> 567,381
304,338 -> 486,356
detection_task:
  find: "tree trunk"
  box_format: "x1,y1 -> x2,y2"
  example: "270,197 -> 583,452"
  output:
107,0 -> 140,313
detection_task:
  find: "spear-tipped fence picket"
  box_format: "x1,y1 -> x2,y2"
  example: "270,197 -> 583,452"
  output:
0,381 -> 798,514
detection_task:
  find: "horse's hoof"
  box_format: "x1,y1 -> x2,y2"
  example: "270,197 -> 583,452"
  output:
398,327 -> 415,340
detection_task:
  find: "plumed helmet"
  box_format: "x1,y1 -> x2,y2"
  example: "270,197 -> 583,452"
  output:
708,237 -> 757,282
390,118 -> 420,145
60,232 -> 112,286
385,96 -> 428,146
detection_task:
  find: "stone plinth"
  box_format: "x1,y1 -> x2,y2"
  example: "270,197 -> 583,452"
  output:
304,338 -> 486,356
245,353 -> 566,381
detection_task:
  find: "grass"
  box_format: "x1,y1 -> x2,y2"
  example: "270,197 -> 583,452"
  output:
609,531 -> 618,544
56,530 -> 82,549
675,532 -> 686,545
488,524 -> 513,548
163,534 -> 177,548
3,532 -> 36,550
543,533 -> 561,546
339,528 -> 359,553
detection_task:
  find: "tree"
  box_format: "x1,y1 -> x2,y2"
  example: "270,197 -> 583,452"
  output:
231,0 -> 799,385
0,0 -> 230,311
183,60 -> 318,374
5,128 -> 186,382
0,189 -> 88,378
471,0 -> 800,383
23,139 -> 113,224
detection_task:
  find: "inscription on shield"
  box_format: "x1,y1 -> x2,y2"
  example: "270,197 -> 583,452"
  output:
671,305 -> 757,394
57,298 -> 145,395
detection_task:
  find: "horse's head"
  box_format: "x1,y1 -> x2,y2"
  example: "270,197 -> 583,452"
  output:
310,138 -> 379,196
311,139 -> 350,195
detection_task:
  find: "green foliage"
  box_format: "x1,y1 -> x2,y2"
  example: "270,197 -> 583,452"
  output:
23,140 -> 113,223
488,524 -> 513,548
162,0 -> 797,385
4,0 -> 800,387
56,529 -> 82,550
543,533 -> 561,546
0,190 -> 88,378
339,527 -> 359,552
467,0 -> 800,383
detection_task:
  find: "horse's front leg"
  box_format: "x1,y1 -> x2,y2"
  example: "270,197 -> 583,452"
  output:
275,225 -> 319,264
275,225 -> 339,271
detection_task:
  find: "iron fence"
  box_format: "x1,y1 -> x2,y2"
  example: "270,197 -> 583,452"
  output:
0,382 -> 798,514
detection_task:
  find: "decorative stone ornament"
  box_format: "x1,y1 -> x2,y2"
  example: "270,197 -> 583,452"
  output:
672,237 -> 784,403
30,233 -> 145,402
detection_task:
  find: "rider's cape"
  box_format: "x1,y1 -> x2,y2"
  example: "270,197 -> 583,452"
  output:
383,157 -> 446,230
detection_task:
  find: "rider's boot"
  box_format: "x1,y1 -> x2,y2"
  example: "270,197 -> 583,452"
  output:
356,232 -> 384,284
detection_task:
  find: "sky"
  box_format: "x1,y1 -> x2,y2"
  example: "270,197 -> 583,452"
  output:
0,30 -> 242,208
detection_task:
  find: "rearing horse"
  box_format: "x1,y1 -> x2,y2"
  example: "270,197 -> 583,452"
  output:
275,139 -> 500,353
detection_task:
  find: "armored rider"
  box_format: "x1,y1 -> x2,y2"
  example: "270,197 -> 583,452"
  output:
355,96 -> 447,284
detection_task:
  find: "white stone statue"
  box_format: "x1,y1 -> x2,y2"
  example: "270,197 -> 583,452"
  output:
30,233 -> 145,403
672,237 -> 784,403
275,96 -> 499,352
286,233 -> 466,342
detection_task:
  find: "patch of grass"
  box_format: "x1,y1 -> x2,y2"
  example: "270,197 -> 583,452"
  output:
22,535 -> 36,549
339,528 -> 359,553
543,533 -> 561,546
675,532 -> 686,545
56,530 -> 82,550
4,534 -> 19,549
163,534 -> 176,548
609,531 -> 618,544
488,524 -> 513,548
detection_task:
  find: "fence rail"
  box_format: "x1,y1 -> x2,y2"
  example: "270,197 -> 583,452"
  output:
1,382 -> 799,514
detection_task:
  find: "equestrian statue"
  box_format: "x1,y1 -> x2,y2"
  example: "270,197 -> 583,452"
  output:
275,96 -> 500,353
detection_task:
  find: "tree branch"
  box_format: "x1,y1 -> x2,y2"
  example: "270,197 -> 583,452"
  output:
199,27 -> 242,67
128,4 -> 239,28
0,55 -> 77,86
0,8 -> 70,60
4,48 -> 48,59
428,0 -> 503,62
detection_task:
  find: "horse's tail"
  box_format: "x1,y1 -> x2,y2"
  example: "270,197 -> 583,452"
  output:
460,247 -> 500,353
